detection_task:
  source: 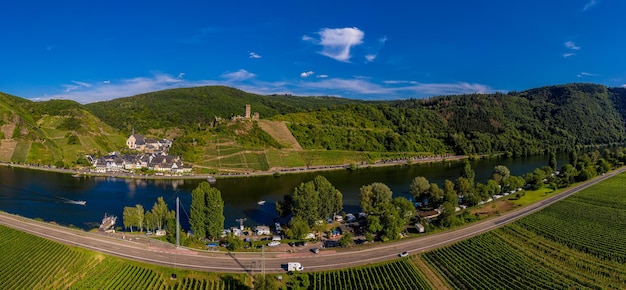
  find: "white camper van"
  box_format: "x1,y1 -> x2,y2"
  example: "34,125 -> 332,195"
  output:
287,262 -> 304,272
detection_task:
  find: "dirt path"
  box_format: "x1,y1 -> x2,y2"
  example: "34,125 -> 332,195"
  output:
412,255 -> 450,290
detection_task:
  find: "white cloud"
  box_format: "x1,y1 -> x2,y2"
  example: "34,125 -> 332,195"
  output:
577,72 -> 599,77
564,41 -> 580,50
583,0 -> 597,11
305,27 -> 365,62
365,54 -> 377,62
563,53 -> 576,58
300,78 -> 493,99
249,52 -> 262,59
37,73 -> 186,103
177,72 -> 186,79
221,69 -> 256,81
300,71 -> 314,78
63,81 -> 92,92
33,71 -> 494,104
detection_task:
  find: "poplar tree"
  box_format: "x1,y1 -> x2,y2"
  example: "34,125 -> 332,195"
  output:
190,182 -> 224,241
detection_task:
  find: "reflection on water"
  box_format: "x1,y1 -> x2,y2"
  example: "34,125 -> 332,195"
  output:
0,154 -> 566,230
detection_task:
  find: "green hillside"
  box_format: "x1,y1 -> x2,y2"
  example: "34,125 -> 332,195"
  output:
0,92 -> 126,166
277,83 -> 626,156
2,83 -> 626,170
83,86 -> 364,134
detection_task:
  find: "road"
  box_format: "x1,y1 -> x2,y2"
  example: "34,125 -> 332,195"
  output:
1,167 -> 624,274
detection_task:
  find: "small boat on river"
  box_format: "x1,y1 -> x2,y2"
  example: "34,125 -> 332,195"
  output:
99,214 -> 117,232
257,200 -> 266,206
207,176 -> 216,184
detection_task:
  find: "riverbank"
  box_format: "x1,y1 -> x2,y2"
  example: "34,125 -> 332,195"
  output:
0,154 -> 468,181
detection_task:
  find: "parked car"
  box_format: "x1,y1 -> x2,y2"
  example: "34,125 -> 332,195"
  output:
399,251 -> 409,257
311,248 -> 320,254
267,241 -> 281,247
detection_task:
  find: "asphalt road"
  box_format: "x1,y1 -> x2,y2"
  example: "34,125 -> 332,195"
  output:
1,167 -> 624,274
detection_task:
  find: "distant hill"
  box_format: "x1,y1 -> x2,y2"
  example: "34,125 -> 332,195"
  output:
1,83 -> 625,169
0,92 -> 125,166
83,86 -> 364,134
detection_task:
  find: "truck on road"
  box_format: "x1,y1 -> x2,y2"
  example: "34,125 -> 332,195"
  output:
287,262 -> 304,272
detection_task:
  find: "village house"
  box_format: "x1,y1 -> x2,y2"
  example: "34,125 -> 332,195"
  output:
89,152 -> 192,174
126,130 -> 172,153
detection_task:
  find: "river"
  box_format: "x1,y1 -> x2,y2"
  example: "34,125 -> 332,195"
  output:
0,154 -> 567,230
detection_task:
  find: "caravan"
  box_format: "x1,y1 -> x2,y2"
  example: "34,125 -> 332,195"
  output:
287,262 -> 304,272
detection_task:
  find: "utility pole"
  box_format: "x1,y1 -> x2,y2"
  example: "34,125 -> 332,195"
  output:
236,217 -> 247,230
176,196 -> 180,248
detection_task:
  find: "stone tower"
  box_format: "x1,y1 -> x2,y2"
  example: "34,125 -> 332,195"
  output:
245,104 -> 251,119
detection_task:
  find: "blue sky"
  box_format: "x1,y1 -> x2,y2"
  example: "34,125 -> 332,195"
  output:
1,0 -> 624,103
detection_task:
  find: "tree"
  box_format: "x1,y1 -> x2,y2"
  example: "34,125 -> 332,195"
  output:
360,182 -> 393,213
409,176 -> 430,202
455,177 -> 473,197
439,201 -> 457,227
502,175 -> 525,192
597,158 -> 611,174
224,234 -> 245,251
286,216 -> 310,240
427,183 -> 445,207
313,175 -> 343,220
135,204 -> 145,232
392,197 -> 415,225
275,194 -> 293,217
460,160 -> 475,185
366,215 -> 383,234
485,180 -> 500,196
560,163 -> 577,185
443,179 -> 456,196
253,275 -> 277,290
379,202 -> 404,240
443,179 -> 458,207
123,206 -> 137,232
282,175 -> 342,226
190,182 -> 224,241
525,168 -> 547,190
492,165 -> 511,183
338,232 -> 354,247
549,151 -> 557,171
151,196 -> 170,230
145,210 -> 157,232
122,204 -> 144,232
569,150 -> 578,167
291,181 -> 319,226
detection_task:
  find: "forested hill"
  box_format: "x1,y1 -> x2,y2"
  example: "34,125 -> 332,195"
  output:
272,83 -> 626,156
83,86 -> 364,133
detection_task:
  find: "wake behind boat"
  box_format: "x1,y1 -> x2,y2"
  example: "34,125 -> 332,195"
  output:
67,200 -> 86,206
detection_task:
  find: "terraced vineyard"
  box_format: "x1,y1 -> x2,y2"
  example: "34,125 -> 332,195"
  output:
423,172 -> 626,290
307,259 -> 432,290
0,225 -> 247,290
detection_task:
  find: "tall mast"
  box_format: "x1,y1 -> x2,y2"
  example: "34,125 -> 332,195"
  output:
176,196 -> 180,247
